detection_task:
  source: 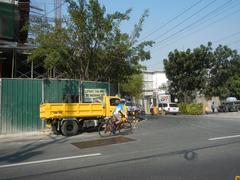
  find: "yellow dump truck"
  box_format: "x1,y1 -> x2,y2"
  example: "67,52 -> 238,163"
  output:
40,96 -> 121,136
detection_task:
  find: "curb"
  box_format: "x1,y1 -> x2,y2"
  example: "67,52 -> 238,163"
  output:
0,129 -> 52,141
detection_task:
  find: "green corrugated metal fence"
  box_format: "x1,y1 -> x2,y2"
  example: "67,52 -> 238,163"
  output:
0,78 -> 118,135
0,79 -> 42,134
43,79 -> 79,103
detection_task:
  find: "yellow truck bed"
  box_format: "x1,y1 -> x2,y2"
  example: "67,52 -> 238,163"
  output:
40,103 -> 104,119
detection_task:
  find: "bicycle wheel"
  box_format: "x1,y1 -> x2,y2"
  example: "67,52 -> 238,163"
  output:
98,122 -> 112,137
119,121 -> 132,135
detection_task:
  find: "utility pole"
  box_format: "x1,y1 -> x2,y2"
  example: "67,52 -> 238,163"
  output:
53,0 -> 62,78
11,49 -> 15,78
54,0 -> 62,29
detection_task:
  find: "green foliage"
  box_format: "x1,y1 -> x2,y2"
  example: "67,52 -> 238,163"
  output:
229,76 -> 240,98
205,45 -> 240,99
164,42 -> 213,102
28,0 -> 153,82
178,103 -> 203,115
120,74 -> 143,98
164,42 -> 240,101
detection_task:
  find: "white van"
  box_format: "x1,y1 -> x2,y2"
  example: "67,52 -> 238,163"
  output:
158,103 -> 179,115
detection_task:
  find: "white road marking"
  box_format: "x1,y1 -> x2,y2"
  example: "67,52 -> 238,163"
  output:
208,135 -> 240,141
0,153 -> 101,169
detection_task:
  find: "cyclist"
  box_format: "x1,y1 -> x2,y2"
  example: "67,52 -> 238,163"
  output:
112,98 -> 128,132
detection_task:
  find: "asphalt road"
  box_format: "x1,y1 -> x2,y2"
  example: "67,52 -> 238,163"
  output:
0,114 -> 240,180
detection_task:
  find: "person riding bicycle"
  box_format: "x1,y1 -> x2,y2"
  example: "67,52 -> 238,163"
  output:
112,98 -> 128,132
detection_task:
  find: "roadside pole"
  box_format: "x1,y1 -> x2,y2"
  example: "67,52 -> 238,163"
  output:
41,80 -> 45,129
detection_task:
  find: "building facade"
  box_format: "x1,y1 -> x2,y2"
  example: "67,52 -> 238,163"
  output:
141,71 -> 168,113
0,0 -> 30,78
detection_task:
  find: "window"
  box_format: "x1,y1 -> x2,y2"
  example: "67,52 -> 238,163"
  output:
170,103 -> 178,107
159,103 -> 167,107
110,98 -> 120,106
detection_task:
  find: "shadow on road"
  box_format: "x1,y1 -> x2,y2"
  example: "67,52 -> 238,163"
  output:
0,135 -> 68,163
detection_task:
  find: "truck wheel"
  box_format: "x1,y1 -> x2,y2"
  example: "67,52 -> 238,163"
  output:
61,121 -> 79,136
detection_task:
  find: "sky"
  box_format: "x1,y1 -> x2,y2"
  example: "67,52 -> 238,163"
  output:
31,0 -> 240,71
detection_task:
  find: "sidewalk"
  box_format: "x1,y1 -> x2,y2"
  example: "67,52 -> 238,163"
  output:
0,127 -> 111,144
0,129 -> 53,143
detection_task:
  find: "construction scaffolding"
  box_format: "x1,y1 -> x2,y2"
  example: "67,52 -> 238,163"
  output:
0,0 -> 63,79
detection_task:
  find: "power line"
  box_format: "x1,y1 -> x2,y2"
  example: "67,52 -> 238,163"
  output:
152,6 -> 240,52
139,0 -> 203,42
227,38 -> 240,46
41,1 -> 65,17
152,3 -> 240,51
151,0 -> 217,44
153,0 -> 233,46
149,1 -> 240,68
152,0 -> 234,48
174,0 -> 240,41
213,30 -> 240,44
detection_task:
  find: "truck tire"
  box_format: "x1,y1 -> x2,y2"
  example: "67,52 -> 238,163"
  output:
61,121 -> 79,136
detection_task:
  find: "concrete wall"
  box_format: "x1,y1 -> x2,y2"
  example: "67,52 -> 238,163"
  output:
196,96 -> 221,113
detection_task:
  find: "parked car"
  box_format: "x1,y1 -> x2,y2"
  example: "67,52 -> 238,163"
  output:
126,101 -> 138,115
158,103 -> 179,115
125,102 -> 145,115
218,101 -> 240,112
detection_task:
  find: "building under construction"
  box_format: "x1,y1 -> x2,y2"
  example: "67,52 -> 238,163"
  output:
0,0 -> 62,78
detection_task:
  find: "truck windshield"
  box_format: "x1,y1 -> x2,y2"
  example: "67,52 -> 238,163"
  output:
110,98 -> 120,106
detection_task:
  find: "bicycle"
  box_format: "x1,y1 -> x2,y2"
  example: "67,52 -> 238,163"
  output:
98,116 -> 132,137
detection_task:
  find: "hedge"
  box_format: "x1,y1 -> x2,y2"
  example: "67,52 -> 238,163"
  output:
178,103 -> 203,115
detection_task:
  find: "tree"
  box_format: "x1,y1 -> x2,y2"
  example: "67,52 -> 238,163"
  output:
164,43 -> 240,101
120,74 -> 143,99
206,45 -> 240,99
229,76 -> 240,99
28,0 -> 153,82
28,27 -> 70,77
229,55 -> 240,99
163,42 -> 213,102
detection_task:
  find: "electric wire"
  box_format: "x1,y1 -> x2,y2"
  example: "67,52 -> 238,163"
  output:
152,0 -> 234,49
148,0 -> 240,69
152,6 -> 240,52
227,38 -> 240,46
43,1 -> 65,17
151,0 -> 217,44
139,0 -> 203,42
213,30 -> 240,44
